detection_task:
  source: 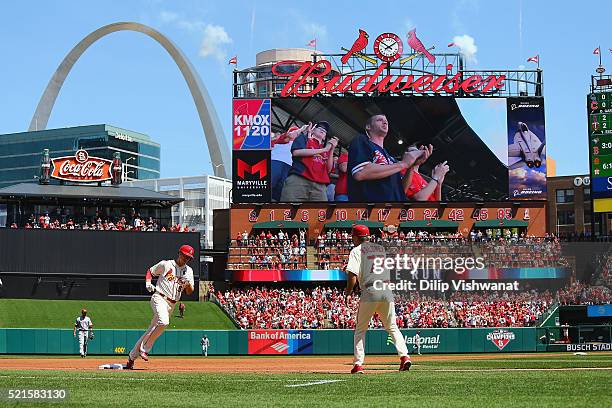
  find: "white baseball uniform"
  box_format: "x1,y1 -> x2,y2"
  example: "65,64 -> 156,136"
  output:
346,241 -> 408,366
129,260 -> 194,361
75,316 -> 93,357
415,333 -> 421,355
201,337 -> 210,356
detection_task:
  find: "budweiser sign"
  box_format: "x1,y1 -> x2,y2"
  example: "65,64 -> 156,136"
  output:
51,149 -> 113,182
271,61 -> 506,98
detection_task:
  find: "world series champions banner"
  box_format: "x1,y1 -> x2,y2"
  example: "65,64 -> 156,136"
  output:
507,98 -> 547,199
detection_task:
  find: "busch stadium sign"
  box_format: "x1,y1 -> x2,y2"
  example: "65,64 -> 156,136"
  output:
565,343 -> 612,352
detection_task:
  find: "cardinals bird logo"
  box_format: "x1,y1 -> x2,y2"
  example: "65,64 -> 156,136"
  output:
341,29 -> 369,64
407,29 -> 435,63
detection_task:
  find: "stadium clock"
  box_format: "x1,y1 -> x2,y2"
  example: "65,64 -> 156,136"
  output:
373,33 -> 403,62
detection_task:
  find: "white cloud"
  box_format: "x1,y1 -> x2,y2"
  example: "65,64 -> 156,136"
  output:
159,10 -> 178,24
249,4 -> 256,53
452,34 -> 478,63
158,10 -> 206,32
199,24 -> 233,62
158,11 -> 233,63
404,18 -> 415,33
300,21 -> 327,42
517,64 -> 527,92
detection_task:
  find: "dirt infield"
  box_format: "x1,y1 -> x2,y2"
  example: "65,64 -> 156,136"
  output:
0,353 -> 585,374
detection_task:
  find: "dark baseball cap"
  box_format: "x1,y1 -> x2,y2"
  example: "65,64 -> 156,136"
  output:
315,121 -> 330,133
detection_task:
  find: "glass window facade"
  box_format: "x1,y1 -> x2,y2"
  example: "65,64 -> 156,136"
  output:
0,126 -> 160,188
557,209 -> 575,225
555,189 -> 574,203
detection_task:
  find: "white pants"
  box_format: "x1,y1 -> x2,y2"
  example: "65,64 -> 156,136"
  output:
77,331 -> 88,356
129,294 -> 175,360
202,346 -> 208,356
354,299 -> 408,366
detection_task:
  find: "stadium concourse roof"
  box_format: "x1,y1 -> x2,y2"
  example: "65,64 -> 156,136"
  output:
0,182 -> 183,208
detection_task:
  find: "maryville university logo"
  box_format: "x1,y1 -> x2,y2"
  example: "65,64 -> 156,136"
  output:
236,159 -> 268,188
51,149 -> 113,182
486,329 -> 516,351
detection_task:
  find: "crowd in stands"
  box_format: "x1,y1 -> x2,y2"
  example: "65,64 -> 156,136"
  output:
558,282 -> 611,305
318,229 -> 565,270
228,230 -> 308,270
216,286 -> 569,330
593,253 -> 612,287
228,228 -> 567,271
479,236 -> 565,268
217,286 -> 354,329
8,214 -> 193,232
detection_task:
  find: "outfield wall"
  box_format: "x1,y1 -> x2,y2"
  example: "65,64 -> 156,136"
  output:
0,327 -> 537,355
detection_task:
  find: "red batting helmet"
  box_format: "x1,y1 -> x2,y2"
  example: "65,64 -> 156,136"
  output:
81,308 -> 87,314
179,245 -> 194,259
352,224 -> 370,237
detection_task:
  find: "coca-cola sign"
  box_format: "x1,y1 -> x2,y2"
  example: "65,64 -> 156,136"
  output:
51,149 -> 113,183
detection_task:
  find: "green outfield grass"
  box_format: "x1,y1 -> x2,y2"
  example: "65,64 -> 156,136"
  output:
0,299 -> 236,330
0,353 -> 610,407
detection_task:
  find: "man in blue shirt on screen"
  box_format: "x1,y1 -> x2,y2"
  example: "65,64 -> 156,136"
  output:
348,114 -> 425,202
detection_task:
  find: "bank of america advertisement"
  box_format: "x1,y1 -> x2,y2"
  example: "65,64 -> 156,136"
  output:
507,98 -> 547,199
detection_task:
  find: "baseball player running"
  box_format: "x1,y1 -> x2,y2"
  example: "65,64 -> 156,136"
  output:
73,308 -> 93,358
345,224 -> 411,373
201,335 -> 210,356
126,244 -> 195,369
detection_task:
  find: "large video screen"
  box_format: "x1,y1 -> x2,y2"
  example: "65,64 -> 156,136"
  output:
232,97 -> 546,203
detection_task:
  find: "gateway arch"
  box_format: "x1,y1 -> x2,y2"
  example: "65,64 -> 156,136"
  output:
29,22 -> 230,178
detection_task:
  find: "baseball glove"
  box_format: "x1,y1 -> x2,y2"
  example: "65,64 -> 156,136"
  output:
88,331 -> 95,340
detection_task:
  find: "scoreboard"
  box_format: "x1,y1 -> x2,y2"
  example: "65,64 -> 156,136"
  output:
589,91 -> 612,210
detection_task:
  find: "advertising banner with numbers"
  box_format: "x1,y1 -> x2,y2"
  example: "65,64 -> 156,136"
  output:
233,99 -> 271,150
588,91 -> 612,209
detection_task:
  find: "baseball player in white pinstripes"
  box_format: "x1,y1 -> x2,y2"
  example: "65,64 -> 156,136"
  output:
126,245 -> 195,369
73,308 -> 93,358
345,224 -> 411,374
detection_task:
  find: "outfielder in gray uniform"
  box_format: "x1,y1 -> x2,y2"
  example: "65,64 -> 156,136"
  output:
73,308 -> 93,358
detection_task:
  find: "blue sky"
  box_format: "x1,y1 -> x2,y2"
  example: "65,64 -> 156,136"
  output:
0,0 -> 608,178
